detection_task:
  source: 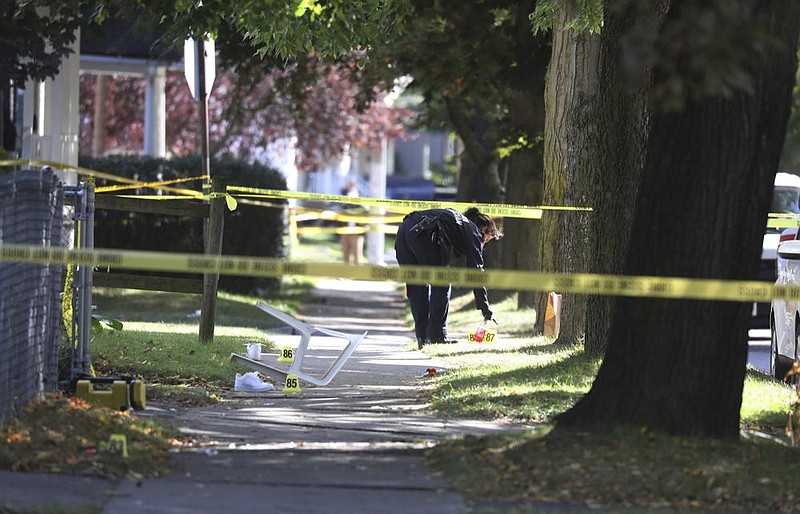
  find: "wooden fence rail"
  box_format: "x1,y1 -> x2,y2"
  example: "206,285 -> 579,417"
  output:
91,178 -> 226,342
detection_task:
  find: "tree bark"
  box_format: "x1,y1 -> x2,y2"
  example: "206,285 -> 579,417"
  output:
456,151 -> 480,202
503,148 -> 542,308
556,0 -> 800,437
537,8 -> 569,335
445,96 -> 503,272
538,5 -> 602,343
501,3 -> 548,309
445,96 -> 500,203
580,3 -> 657,354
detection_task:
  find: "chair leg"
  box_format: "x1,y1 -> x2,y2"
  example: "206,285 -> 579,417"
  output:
252,301 -> 368,386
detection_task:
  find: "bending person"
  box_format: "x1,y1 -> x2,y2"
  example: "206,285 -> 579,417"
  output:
394,207 -> 503,348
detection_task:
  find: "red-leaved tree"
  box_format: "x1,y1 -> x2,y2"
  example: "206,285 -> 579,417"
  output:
80,54 -> 413,172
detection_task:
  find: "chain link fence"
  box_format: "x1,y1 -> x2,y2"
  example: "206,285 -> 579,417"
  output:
0,169 -> 65,423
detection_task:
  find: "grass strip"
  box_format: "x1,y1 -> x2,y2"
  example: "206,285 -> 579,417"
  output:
423,291 -> 800,511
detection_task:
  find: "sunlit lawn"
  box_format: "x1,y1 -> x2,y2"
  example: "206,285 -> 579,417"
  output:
89,275 -> 316,392
423,291 -> 800,512
423,291 -> 796,432
7,232 -> 800,511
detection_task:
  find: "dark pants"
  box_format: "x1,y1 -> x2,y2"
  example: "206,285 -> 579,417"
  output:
394,214 -> 451,343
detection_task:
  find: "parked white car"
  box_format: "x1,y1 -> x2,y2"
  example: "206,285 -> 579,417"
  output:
770,239 -> 800,380
762,173 -> 800,257
755,172 -> 800,328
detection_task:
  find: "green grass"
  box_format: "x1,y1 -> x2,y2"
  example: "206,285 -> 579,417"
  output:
429,339 -> 598,421
88,276 -> 317,397
420,290 -> 800,512
91,277 -> 313,326
427,425 -> 800,512
8,232 -> 800,510
423,290 -> 796,432
91,324 -> 262,390
420,292 -> 593,421
741,369 -> 797,432
290,233 -> 343,262
288,232 -> 396,263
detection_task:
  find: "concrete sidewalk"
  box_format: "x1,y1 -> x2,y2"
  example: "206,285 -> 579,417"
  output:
0,278 -> 533,514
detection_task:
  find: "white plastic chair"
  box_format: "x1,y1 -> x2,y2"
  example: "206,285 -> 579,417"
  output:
230,301 -> 368,387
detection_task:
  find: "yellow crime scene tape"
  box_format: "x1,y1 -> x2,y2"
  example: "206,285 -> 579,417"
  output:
5,160 -> 792,232
1,159 -> 587,220
0,160 -> 551,228
0,160 -> 404,234
227,185 -> 588,219
0,243 -> 795,303
0,160 -> 206,198
95,175 -> 207,194
767,213 -> 800,228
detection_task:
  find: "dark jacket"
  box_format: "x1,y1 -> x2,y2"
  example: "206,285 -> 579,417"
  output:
404,208 -> 491,318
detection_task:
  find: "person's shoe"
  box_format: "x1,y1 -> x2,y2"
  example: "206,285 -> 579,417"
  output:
234,372 -> 274,392
417,338 -> 428,350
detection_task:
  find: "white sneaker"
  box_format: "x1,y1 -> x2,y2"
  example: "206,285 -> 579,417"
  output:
234,372 -> 274,392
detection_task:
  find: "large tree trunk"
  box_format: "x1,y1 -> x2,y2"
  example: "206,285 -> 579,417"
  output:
445,96 -> 502,203
581,4 -> 657,354
456,151 -> 480,202
537,5 -> 601,342
501,2 -> 548,309
503,148 -> 542,308
556,0 -> 800,437
445,96 -> 503,273
537,6 -> 570,335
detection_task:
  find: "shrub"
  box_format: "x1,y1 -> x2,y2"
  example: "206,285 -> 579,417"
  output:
79,154 -> 287,294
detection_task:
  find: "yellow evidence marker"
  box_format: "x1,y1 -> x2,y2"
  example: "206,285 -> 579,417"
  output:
108,434 -> 128,457
467,330 -> 497,343
283,374 -> 301,394
277,347 -> 295,363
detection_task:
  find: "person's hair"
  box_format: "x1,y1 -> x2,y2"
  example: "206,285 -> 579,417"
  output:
464,207 -> 504,240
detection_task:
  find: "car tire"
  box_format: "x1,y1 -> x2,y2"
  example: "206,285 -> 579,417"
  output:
794,328 -> 800,385
771,321 -> 792,381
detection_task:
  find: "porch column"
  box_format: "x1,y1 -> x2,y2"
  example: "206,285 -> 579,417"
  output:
21,30 -> 81,182
144,65 -> 166,157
